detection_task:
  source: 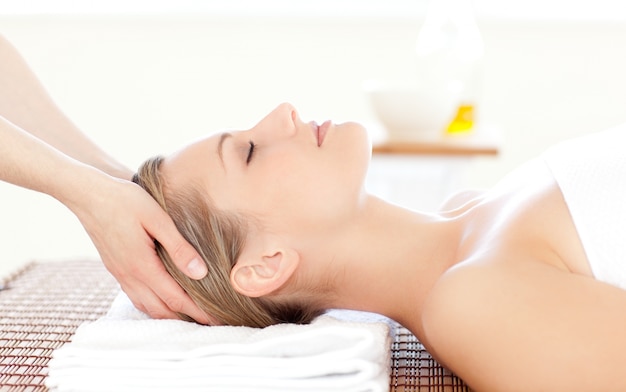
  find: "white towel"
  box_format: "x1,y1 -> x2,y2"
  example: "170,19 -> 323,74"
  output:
543,123 -> 626,290
46,292 -> 392,392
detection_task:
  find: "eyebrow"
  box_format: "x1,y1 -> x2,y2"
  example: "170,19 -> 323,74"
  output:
217,132 -> 233,169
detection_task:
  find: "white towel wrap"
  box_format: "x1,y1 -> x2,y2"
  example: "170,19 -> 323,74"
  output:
543,123 -> 626,289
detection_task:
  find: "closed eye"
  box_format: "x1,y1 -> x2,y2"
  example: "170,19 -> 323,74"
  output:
246,141 -> 256,164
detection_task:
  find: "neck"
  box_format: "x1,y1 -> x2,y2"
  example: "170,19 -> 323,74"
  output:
318,195 -> 463,337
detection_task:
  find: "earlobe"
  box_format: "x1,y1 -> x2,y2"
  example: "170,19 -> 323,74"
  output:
230,248 -> 299,298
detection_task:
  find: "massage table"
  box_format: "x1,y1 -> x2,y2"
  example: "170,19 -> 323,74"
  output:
0,260 -> 470,391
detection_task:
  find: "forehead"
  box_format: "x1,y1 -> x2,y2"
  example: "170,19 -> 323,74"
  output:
160,133 -> 220,191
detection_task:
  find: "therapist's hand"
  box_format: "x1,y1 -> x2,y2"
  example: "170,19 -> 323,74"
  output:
71,174 -> 211,324
0,35 -> 210,323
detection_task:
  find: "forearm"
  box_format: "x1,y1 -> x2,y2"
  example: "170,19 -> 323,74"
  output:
0,34 -> 132,180
0,36 -> 209,324
0,114 -> 109,210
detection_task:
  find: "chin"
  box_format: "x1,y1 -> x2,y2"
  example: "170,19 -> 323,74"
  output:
351,122 -> 372,186
343,121 -> 372,154
355,122 -> 373,162
330,121 -> 371,178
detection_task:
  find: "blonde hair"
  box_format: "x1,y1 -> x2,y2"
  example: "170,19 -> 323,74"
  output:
133,156 -> 323,327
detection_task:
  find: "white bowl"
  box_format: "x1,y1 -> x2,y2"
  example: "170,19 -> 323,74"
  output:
363,80 -> 457,141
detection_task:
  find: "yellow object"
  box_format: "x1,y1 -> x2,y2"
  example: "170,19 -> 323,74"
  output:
446,104 -> 475,134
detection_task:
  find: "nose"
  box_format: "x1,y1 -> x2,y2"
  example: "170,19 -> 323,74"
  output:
276,102 -> 297,118
274,102 -> 298,129
254,102 -> 298,137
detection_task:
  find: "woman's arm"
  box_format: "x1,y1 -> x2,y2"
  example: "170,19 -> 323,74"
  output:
0,114 -> 210,323
0,34 -> 129,180
423,261 -> 626,391
0,34 -> 210,324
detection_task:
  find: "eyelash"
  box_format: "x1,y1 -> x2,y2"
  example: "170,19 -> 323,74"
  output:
246,141 -> 256,164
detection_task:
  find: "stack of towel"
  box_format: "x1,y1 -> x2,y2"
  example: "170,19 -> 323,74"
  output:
46,292 -> 392,392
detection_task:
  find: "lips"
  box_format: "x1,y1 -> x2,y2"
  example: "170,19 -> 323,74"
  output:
318,120 -> 331,147
309,120 -> 332,146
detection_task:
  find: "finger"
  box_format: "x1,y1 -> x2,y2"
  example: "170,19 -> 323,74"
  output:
107,228 -> 212,323
152,274 -> 212,324
120,282 -> 179,320
145,209 -> 208,280
123,272 -> 205,322
140,255 -> 213,324
113,250 -> 189,321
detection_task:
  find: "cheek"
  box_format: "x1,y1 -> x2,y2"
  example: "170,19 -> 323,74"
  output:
240,162 -> 322,221
222,140 -> 369,223
284,164 -> 363,225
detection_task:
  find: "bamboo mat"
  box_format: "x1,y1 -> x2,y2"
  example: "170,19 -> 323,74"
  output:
0,260 -> 469,392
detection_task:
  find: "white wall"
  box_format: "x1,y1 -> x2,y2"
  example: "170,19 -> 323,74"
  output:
2,14 -> 626,275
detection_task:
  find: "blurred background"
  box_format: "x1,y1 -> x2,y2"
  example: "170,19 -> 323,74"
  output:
1,0 -> 626,275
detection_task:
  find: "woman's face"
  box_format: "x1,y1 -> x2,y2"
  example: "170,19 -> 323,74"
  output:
160,103 -> 371,238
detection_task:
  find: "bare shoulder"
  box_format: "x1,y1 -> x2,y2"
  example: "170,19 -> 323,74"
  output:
422,260 -> 626,392
421,262 -> 494,360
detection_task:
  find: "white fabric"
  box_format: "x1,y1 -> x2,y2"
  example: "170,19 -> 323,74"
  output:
543,123 -> 626,289
46,292 -> 392,392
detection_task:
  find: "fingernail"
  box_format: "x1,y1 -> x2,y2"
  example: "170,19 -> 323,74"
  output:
187,258 -> 207,279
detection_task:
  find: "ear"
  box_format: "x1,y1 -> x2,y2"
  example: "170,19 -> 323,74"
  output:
230,248 -> 300,298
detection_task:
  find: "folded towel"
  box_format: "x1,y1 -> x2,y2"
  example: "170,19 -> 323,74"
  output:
46,292 -> 392,392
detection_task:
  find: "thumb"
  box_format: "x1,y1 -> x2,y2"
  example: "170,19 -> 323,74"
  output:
146,210 -> 208,280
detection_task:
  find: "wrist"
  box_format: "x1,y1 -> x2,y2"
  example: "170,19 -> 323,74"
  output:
50,160 -> 116,215
91,156 -> 134,181
108,166 -> 135,182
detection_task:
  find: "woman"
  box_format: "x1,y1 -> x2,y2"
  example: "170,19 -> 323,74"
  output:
0,34 -> 209,324
135,102 -> 626,391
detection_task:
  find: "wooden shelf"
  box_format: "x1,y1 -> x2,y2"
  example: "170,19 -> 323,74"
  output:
372,132 -> 500,157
